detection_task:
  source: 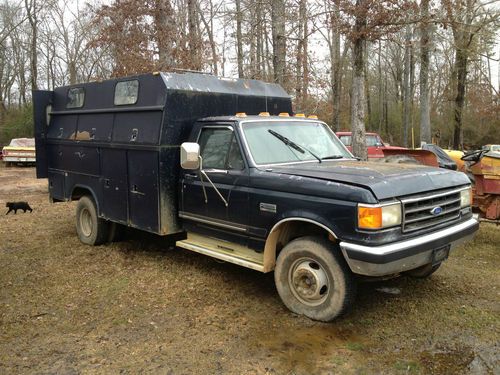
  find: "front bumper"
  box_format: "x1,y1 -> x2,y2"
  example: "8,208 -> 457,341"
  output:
4,157 -> 36,162
339,217 -> 479,277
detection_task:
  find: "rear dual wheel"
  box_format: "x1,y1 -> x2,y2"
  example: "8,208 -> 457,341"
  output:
76,196 -> 109,245
274,236 -> 357,322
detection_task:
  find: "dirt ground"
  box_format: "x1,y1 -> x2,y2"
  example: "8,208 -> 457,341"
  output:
0,165 -> 498,374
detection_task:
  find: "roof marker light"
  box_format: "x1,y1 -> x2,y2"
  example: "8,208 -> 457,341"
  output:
235,112 -> 247,117
279,113 -> 290,117
259,112 -> 270,116
295,113 -> 306,118
308,115 -> 318,119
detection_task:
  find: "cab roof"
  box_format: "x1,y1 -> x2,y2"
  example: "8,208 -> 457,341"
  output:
198,115 -> 323,123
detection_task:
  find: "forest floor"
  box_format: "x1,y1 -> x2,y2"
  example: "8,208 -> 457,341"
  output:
0,164 -> 499,374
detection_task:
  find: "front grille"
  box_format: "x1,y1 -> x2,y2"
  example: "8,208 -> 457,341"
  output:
402,189 -> 462,233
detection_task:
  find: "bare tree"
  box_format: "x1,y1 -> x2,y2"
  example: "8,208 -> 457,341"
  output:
419,0 -> 431,145
271,0 -> 286,85
444,0 -> 499,148
24,0 -> 39,90
402,25 -> 412,147
155,0 -> 176,69
350,0 -> 367,160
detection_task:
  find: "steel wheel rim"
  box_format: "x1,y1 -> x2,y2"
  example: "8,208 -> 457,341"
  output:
80,208 -> 93,237
288,257 -> 330,307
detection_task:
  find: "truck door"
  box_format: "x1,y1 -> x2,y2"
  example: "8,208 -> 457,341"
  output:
181,125 -> 249,234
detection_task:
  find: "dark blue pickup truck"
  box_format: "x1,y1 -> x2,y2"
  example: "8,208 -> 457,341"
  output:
34,72 -> 478,321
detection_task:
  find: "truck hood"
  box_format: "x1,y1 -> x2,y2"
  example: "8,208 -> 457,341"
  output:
268,160 -> 470,200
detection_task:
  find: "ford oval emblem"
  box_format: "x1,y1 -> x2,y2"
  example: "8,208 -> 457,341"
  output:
430,206 -> 443,215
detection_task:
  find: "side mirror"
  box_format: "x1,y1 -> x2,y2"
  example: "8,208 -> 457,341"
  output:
180,142 -> 200,170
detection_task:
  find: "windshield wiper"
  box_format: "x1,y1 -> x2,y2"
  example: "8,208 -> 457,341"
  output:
268,129 -> 322,163
321,155 -> 344,160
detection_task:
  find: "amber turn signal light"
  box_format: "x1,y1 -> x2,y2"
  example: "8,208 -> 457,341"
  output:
358,206 -> 383,229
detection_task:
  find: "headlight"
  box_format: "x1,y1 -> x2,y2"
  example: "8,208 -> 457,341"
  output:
358,202 -> 402,230
460,188 -> 472,208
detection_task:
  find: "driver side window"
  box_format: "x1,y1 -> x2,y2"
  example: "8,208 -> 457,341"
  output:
198,127 -> 245,170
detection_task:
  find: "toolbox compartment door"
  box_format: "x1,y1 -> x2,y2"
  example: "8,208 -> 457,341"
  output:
101,149 -> 128,224
127,150 -> 159,232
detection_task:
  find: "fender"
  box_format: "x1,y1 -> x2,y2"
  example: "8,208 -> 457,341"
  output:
70,184 -> 101,215
263,213 -> 339,272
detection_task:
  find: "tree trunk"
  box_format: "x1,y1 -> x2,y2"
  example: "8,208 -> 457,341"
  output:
256,0 -> 263,78
383,69 -> 389,136
197,0 -> 217,75
363,40 -> 371,130
402,25 -> 412,148
377,40 -> 383,134
351,0 -> 367,161
295,0 -> 308,109
271,0 -> 286,85
187,0 -> 201,70
331,2 -> 341,131
302,9 -> 308,108
154,0 -> 175,69
25,0 -> 38,91
235,0 -> 244,78
69,61 -> 77,85
419,0 -> 431,145
453,47 -> 467,149
295,0 -> 305,105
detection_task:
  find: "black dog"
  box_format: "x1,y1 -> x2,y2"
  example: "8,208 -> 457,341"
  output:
5,202 -> 33,215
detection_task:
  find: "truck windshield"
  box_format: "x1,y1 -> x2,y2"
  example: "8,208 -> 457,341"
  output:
241,120 -> 352,165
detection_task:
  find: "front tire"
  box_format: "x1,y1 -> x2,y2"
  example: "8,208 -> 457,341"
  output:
76,196 -> 109,245
274,236 -> 357,322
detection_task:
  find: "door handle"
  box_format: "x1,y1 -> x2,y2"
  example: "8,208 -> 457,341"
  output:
205,169 -> 228,174
184,173 -> 198,179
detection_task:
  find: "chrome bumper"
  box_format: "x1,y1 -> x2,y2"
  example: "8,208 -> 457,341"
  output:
339,218 -> 479,277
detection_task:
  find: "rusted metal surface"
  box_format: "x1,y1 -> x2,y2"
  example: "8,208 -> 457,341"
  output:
382,149 -> 439,167
468,154 -> 500,220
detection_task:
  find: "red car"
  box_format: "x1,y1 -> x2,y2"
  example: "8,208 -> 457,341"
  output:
336,131 -> 405,159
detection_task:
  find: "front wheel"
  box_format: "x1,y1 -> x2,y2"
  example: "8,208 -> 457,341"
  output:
76,196 -> 109,245
274,236 -> 357,322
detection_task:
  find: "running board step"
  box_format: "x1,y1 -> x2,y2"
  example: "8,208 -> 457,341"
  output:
176,233 -> 264,272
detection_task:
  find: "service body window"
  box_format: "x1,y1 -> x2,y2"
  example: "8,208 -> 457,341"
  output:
114,80 -> 139,105
67,87 -> 85,108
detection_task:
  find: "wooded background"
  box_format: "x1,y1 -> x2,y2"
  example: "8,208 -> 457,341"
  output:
0,0 -> 498,159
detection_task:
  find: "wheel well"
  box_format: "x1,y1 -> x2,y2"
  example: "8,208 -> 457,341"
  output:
263,219 -> 337,272
70,186 -> 100,214
71,186 -> 92,201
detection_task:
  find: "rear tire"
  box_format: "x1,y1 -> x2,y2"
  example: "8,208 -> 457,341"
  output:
274,236 -> 357,322
76,196 -> 109,245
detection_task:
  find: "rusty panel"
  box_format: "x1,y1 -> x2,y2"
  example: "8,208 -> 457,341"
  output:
382,149 -> 439,167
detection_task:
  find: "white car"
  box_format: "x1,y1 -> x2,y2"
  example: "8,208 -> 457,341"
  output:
2,138 -> 36,165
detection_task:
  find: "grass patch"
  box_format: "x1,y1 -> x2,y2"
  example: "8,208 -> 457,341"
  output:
345,341 -> 364,351
0,167 -> 498,374
393,360 -> 420,373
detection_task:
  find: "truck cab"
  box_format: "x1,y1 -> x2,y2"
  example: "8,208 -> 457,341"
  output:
33,72 -> 479,322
